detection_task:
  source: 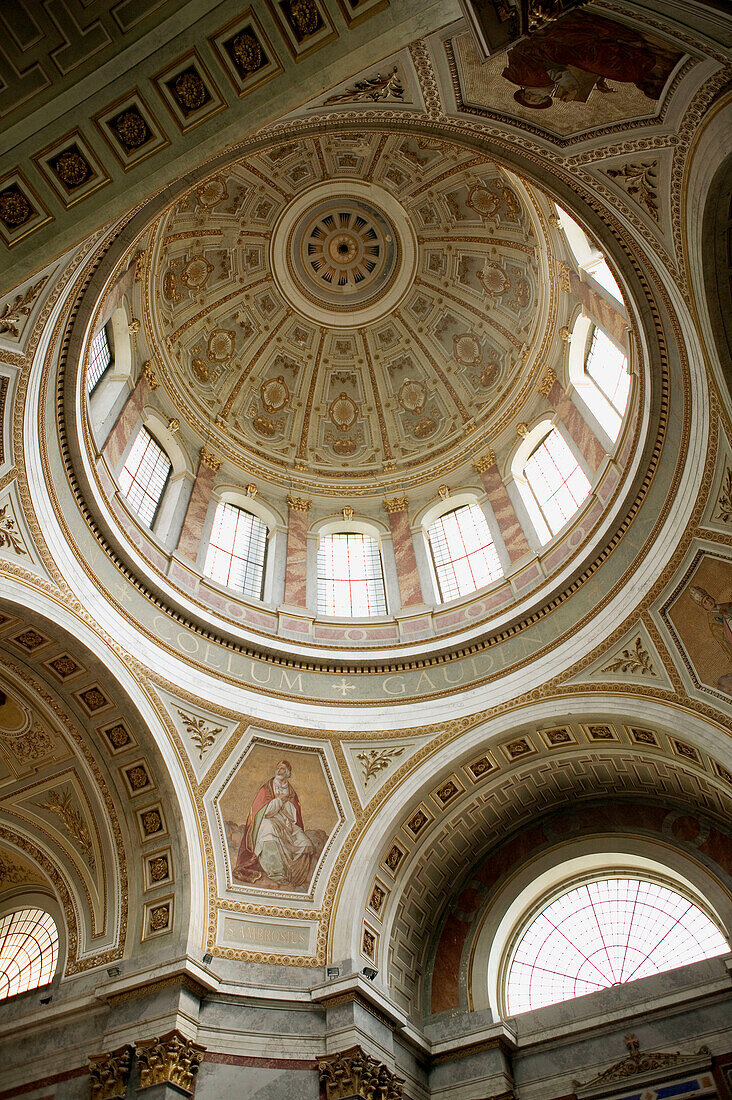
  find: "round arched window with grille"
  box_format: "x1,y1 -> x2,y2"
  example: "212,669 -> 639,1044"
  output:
503,876 -> 729,1016
0,907 -> 59,1000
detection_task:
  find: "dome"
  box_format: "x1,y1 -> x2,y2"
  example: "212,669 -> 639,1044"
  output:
145,131 -> 552,495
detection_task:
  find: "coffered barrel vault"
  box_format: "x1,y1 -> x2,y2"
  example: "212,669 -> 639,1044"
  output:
0,1 -> 731,1098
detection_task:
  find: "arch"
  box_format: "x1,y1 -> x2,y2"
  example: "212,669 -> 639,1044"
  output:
0,905 -> 60,1001
316,528 -> 388,617
423,500 -> 504,603
510,420 -> 591,545
567,313 -> 628,444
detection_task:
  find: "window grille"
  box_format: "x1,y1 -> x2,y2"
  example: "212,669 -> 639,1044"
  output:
0,908 -> 59,1001
524,430 -> 591,539
428,504 -> 503,602
505,877 -> 729,1015
585,327 -> 630,416
87,326 -> 112,392
317,532 -> 387,617
118,428 -> 171,527
204,502 -> 268,599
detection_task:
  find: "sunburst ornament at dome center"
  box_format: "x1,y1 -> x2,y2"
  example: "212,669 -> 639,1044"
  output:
270,180 -> 418,328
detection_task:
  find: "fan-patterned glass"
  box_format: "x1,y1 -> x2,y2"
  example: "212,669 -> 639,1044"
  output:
0,908 -> 59,1000
506,877 -> 729,1015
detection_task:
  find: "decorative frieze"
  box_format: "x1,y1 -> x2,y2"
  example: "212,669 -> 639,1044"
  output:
136,1030 -> 205,1093
88,1045 -> 133,1100
318,1045 -> 404,1100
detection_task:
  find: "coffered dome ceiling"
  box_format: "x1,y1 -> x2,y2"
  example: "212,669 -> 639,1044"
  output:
146,130 -> 555,494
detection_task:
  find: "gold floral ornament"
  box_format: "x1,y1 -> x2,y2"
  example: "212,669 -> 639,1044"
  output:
261,375 -> 289,412
50,148 -> 91,190
0,503 -> 26,555
329,392 -> 358,431
191,357 -> 212,383
601,636 -> 656,676
573,1033 -> 711,1089
111,108 -> 150,151
318,1046 -> 404,1100
172,68 -> 209,112
357,746 -> 405,786
0,276 -> 48,338
41,787 -> 95,870
180,255 -> 213,290
453,332 -> 482,365
0,185 -> 33,228
136,1031 -> 205,1092
177,709 -> 223,761
466,185 -> 500,219
88,1044 -> 133,1100
289,0 -> 321,36
478,260 -> 511,297
207,329 -> 235,361
196,178 -> 228,207
325,67 -> 405,105
232,30 -> 263,73
397,378 -> 426,414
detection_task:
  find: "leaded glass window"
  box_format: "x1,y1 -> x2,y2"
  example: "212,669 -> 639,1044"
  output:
87,326 -> 112,392
317,532 -> 387,617
0,908 -> 59,1000
118,427 -> 171,527
505,877 -> 729,1015
428,504 -> 503,602
204,502 -> 268,599
524,429 -> 591,541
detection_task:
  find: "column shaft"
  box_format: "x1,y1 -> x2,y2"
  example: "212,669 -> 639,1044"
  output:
385,503 -> 424,608
176,450 -> 219,561
475,459 -> 531,563
569,270 -> 628,349
103,363 -> 157,469
284,498 -> 311,607
543,372 -> 607,473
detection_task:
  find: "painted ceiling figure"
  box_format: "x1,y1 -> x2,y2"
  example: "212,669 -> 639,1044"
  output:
688,585 -> 732,695
234,759 -> 320,888
502,11 -> 679,108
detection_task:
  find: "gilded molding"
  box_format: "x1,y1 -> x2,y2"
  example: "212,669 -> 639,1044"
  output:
88,1045 -> 133,1100
142,361 -> 159,389
287,494 -> 312,512
135,1030 -> 205,1092
538,367 -> 557,397
199,446 -> 222,472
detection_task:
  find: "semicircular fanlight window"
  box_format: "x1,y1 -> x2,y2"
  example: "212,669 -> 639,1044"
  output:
0,907 -> 59,1000
505,877 -> 728,1016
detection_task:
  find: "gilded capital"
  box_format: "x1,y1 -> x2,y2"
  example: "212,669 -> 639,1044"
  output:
199,446 -> 222,472
287,495 -> 312,512
383,497 -> 408,514
135,1030 -> 205,1093
142,361 -> 159,390
557,260 -> 571,293
318,1046 -> 404,1100
472,450 -> 496,473
88,1045 -> 133,1100
517,422 -> 529,438
538,367 -> 557,397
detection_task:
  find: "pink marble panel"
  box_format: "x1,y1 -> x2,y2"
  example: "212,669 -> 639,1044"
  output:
168,560 -> 200,592
176,461 -> 216,561
596,463 -> 621,502
279,615 -> 311,634
570,271 -> 628,348
399,614 -> 433,634
102,372 -> 149,469
512,560 -> 543,594
548,379 -> 606,473
478,464 -> 531,562
283,507 -> 309,608
387,509 -> 424,607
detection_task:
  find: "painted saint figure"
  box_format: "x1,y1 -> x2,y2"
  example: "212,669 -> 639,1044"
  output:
501,12 -> 680,110
688,584 -> 732,695
234,759 -> 322,888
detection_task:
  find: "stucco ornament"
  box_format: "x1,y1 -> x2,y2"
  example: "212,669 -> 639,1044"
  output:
135,1030 -> 205,1092
318,1045 -> 404,1099
573,1033 -> 711,1089
88,1045 -> 133,1100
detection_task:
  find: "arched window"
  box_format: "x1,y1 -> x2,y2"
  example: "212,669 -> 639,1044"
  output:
0,908 -> 59,1000
317,532 -> 387,617
523,428 -> 591,543
585,326 -> 630,420
504,876 -> 729,1016
118,427 -> 171,527
204,501 -> 268,599
87,325 -> 112,392
427,504 -> 503,602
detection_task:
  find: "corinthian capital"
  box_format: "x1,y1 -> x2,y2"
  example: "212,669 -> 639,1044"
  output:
287,495 -> 312,512
318,1046 -> 404,1099
88,1045 -> 133,1100
135,1030 -> 205,1093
